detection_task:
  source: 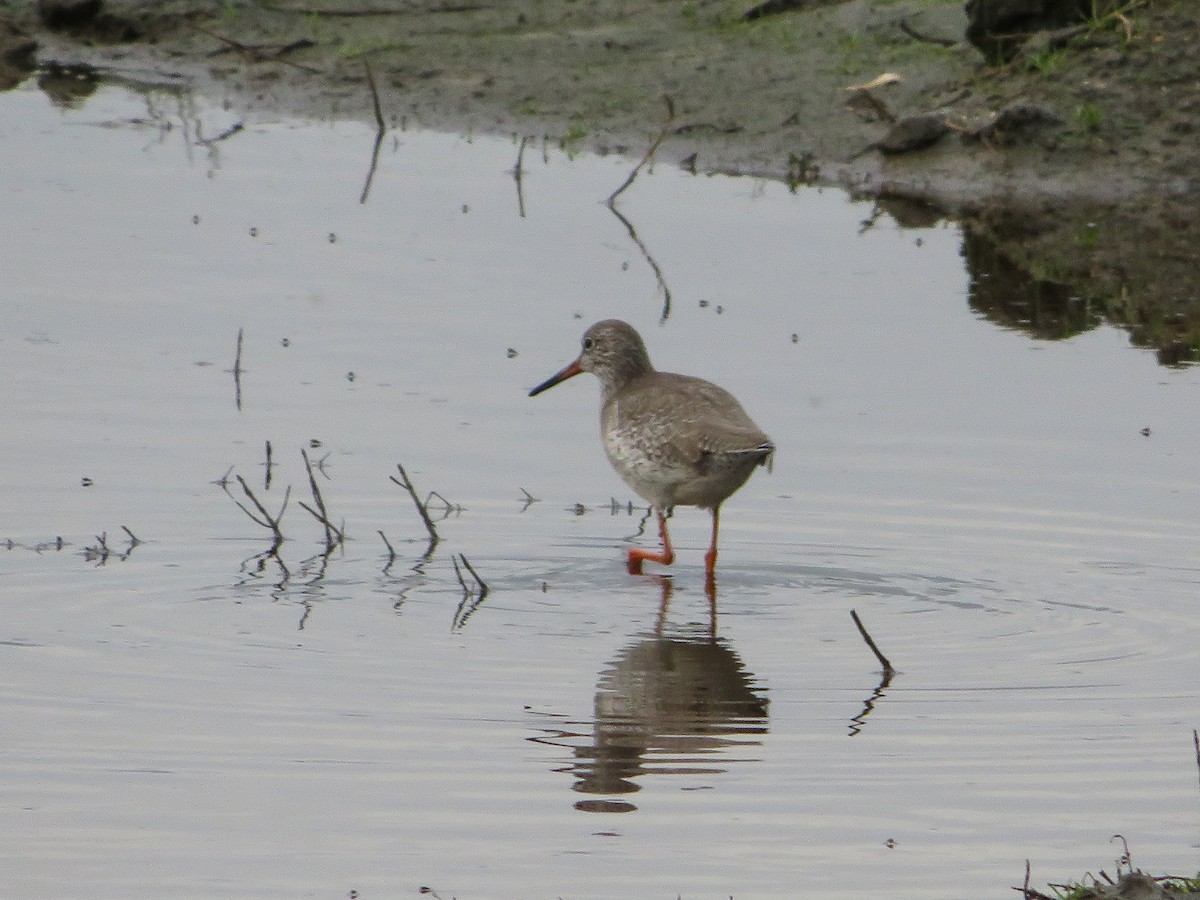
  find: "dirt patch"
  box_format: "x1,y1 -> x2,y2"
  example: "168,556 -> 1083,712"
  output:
3,0 -> 1198,362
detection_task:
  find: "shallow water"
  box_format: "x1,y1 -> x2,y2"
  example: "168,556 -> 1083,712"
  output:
2,78 -> 1199,899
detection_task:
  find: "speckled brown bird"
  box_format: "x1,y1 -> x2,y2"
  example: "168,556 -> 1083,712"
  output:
529,319 -> 774,584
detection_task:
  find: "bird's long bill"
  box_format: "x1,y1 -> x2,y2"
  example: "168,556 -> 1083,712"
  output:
528,358 -> 583,397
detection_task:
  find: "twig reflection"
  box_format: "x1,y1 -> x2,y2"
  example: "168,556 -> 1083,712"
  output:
359,59 -> 386,205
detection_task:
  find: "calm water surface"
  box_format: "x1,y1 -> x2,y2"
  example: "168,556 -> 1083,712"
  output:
2,79 -> 1199,899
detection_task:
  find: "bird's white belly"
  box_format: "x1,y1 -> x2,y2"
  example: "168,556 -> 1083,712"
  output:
601,419 -> 688,509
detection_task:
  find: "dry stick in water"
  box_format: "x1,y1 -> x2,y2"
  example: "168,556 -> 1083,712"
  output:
359,57 -> 387,205
451,553 -> 490,630
228,474 -> 290,552
390,463 -> 440,554
512,135 -> 528,218
457,553 -> 489,598
850,608 -> 896,677
1194,729 -> 1200,792
607,94 -> 675,205
231,327 -> 244,411
298,448 -> 344,552
378,530 -> 398,571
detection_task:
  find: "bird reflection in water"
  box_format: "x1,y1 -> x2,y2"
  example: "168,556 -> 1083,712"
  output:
533,578 -> 769,813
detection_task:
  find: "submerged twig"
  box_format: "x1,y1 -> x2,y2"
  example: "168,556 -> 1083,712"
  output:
607,94 -> 674,205
389,463 -> 440,556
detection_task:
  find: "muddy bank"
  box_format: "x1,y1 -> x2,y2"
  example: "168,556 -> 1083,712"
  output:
2,0 -> 1198,363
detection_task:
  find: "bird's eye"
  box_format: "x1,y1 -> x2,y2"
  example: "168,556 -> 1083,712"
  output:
583,338 -> 594,350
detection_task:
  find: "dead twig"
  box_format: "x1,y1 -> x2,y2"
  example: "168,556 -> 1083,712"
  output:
1194,729 -> 1200,792
424,490 -> 462,517
298,449 -> 344,553
389,463 -> 440,557
358,58 -> 387,204
263,440 -> 274,490
363,57 -> 385,132
230,327 -> 244,410
189,24 -> 323,74
607,94 -> 674,205
379,529 -> 398,573
512,134 -> 529,218
451,552 -> 490,629
518,486 -> 539,512
850,608 -> 895,676
225,474 -> 289,553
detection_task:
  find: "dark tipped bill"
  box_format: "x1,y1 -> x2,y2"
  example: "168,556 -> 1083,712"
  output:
529,358 -> 583,397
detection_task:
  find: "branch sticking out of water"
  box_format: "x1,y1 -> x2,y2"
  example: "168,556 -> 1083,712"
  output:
378,529 -> 398,573
364,57 -> 385,132
263,439 -> 274,490
359,58 -> 386,204
607,94 -> 674,205
225,474 -> 289,554
298,448 -> 344,553
512,135 -> 529,218
82,525 -> 141,565
451,552 -> 490,630
850,608 -> 895,677
389,463 -> 440,557
231,327 -> 244,411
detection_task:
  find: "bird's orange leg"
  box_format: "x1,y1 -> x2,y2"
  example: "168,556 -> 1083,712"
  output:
703,506 -> 721,591
627,509 -> 675,574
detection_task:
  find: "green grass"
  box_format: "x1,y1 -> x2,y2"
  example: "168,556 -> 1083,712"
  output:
1028,46 -> 1066,76
1076,101 -> 1104,131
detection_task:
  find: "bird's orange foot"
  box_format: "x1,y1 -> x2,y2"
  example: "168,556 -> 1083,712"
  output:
627,546 -> 674,574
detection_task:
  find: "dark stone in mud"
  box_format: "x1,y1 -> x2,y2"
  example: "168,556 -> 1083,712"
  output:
965,0 -> 1090,62
873,114 -> 950,155
970,103 -> 1064,147
36,0 -> 141,41
37,0 -> 102,30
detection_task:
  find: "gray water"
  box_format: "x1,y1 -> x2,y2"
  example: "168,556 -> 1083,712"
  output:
2,78 -> 1199,899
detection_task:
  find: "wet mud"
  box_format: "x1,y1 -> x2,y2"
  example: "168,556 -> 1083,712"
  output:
1,0 -> 1197,363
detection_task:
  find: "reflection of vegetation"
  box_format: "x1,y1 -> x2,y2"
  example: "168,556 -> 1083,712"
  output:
37,62 -> 101,108
963,228 -> 1101,341
961,199 -> 1200,367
